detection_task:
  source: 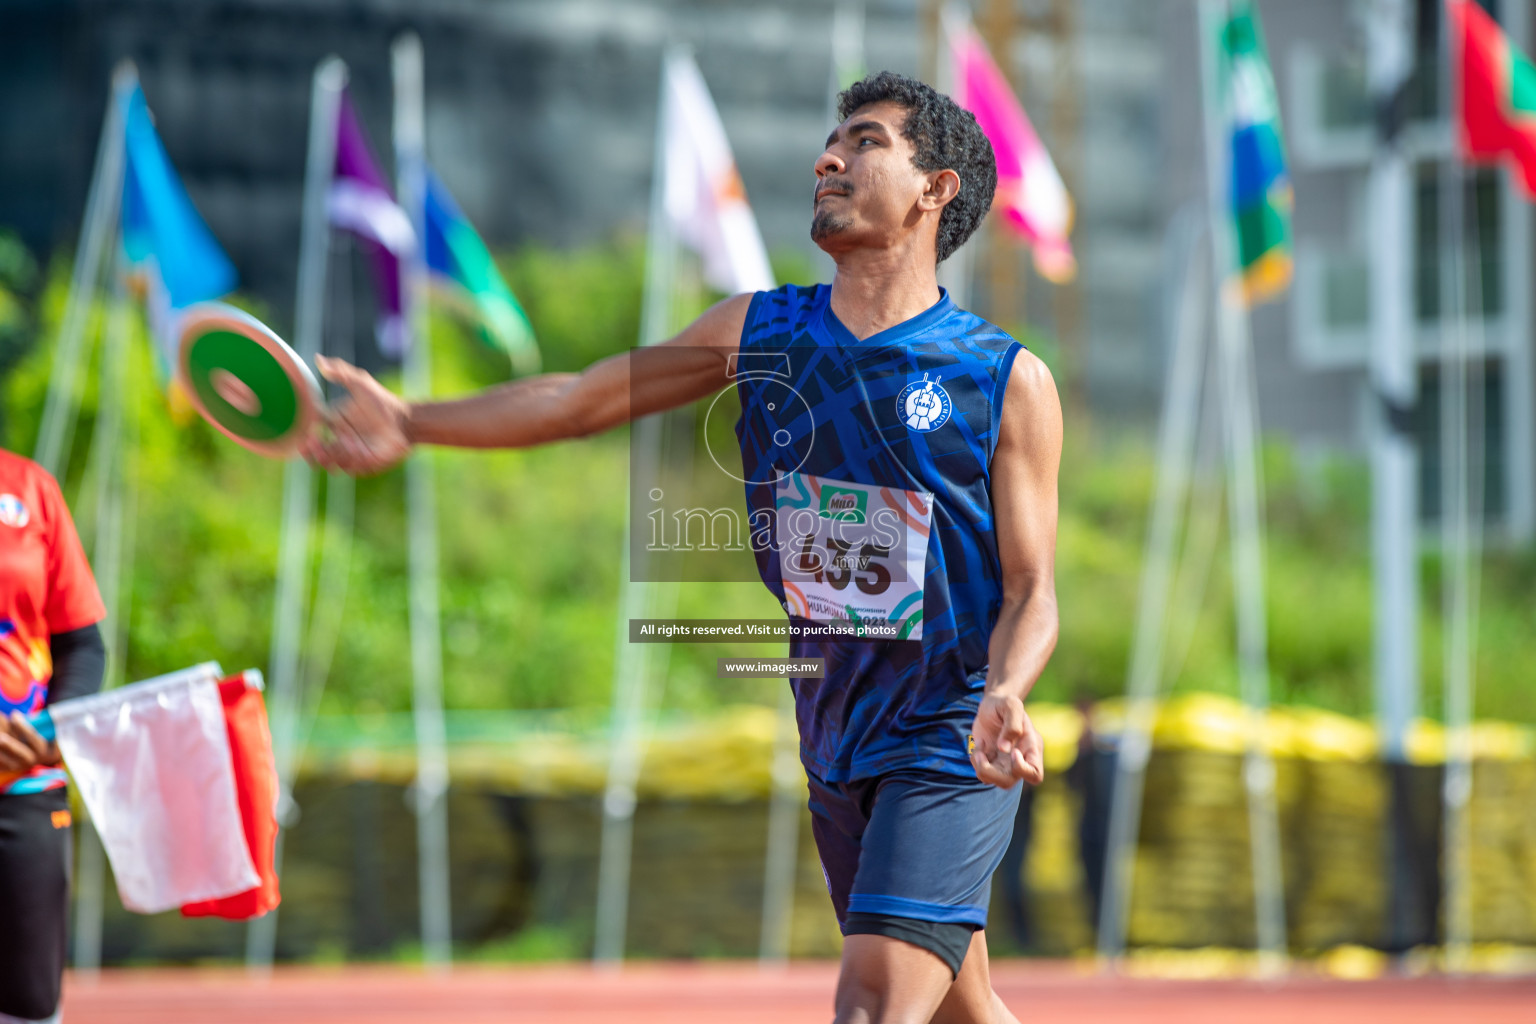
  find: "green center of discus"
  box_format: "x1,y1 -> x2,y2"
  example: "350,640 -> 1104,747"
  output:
187,330 -> 299,441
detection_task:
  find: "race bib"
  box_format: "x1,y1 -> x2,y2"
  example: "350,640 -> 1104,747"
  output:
774,472 -> 931,640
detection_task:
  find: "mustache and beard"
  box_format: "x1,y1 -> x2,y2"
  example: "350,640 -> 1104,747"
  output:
810,177 -> 854,245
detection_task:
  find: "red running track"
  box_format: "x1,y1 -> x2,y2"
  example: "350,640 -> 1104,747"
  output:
63,961 -> 1536,1024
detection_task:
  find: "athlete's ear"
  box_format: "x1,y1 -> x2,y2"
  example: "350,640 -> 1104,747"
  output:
918,168 -> 961,212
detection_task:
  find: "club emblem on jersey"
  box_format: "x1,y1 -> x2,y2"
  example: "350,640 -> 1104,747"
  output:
896,373 -> 952,433
0,494 -> 28,529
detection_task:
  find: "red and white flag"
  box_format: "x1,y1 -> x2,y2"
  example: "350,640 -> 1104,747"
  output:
47,664 -> 280,918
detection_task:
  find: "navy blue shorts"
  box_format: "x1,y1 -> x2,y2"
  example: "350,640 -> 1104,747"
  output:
807,767 -> 1021,931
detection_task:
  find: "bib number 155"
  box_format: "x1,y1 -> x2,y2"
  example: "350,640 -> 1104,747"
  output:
793,535 -> 892,595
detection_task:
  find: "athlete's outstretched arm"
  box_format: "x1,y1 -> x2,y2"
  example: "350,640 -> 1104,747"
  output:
970,350 -> 1062,789
303,294 -> 751,475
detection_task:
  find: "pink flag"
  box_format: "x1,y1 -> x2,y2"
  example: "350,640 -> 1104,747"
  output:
949,17 -> 1076,282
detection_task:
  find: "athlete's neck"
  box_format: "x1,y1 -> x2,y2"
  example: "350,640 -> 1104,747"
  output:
827,250 -> 942,341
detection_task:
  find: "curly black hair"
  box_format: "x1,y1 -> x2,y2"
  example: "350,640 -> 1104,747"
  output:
836,71 -> 996,263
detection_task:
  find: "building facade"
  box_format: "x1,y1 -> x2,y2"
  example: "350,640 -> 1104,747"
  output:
1162,0 -> 1534,540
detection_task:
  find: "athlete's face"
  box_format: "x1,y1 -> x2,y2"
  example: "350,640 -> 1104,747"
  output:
811,102 -> 953,258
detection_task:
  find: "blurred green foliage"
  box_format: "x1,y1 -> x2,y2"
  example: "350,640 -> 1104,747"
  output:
1,237 -> 1532,726
0,230 -> 40,440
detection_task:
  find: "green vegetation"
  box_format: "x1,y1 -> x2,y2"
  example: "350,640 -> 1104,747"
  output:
1,230 -> 1532,727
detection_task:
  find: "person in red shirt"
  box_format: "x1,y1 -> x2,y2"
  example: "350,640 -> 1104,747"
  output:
0,448 -> 106,1024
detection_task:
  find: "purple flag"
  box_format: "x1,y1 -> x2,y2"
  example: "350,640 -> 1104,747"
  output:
327,91 -> 415,357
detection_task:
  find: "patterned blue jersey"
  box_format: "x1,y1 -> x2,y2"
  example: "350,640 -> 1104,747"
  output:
734,283 -> 1024,781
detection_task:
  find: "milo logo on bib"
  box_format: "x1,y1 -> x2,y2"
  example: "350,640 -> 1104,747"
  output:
776,472 -> 932,640
819,486 -> 867,524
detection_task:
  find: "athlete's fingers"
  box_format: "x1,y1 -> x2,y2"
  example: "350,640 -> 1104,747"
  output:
316,355 -> 372,392
318,359 -> 390,432
327,360 -> 401,434
1015,713 -> 1045,784
303,431 -> 352,473
970,747 -> 1018,789
316,380 -> 409,475
994,695 -> 1027,755
1011,746 -> 1044,786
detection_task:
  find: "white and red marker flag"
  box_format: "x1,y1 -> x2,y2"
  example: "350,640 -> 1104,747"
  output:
46,664 -> 280,917
661,52 -> 777,295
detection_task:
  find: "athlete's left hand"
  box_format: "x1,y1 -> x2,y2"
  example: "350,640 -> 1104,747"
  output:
969,694 -> 1044,789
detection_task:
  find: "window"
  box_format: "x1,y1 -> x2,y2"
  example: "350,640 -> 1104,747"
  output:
1294,162 -> 1505,367
1413,359 -> 1507,525
1413,165 -> 1503,322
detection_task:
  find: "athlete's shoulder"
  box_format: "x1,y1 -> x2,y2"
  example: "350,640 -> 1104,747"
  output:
944,304 -> 1019,349
742,282 -> 828,346
1003,345 -> 1056,397
996,346 -> 1062,449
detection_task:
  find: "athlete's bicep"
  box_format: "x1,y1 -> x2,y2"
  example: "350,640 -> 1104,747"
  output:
991,351 -> 1062,604
571,293 -> 751,434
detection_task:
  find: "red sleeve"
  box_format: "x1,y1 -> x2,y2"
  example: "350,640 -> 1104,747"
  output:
41,471 -> 106,634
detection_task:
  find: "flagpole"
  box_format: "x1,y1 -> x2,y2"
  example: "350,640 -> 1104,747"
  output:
593,48 -> 680,966
936,5 -> 973,309
70,248 -> 137,980
1196,0 -> 1286,976
246,55 -> 346,974
1437,151 -> 1476,980
827,0 -> 866,124
1364,0 -> 1425,956
290,233 -> 357,815
1439,11 -> 1475,974
393,30 -> 454,972
34,61 -> 134,477
1096,208 -> 1209,967
1502,0 -> 1536,546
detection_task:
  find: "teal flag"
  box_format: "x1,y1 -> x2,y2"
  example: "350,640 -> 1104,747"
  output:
424,168 -> 539,375
121,85 -> 238,365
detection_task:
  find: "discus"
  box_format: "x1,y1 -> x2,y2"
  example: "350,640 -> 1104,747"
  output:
176,302 -> 324,458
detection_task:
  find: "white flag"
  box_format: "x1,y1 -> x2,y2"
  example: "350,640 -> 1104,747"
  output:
52,663 -> 259,914
662,53 -> 776,295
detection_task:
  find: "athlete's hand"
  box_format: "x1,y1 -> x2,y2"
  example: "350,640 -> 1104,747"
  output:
0,711 -> 61,773
302,356 -> 414,476
969,694 -> 1044,789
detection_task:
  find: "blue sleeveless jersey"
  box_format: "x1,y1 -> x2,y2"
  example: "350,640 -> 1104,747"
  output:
734,283 -> 1024,781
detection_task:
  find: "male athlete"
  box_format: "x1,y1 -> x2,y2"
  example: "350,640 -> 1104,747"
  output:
309,71 -> 1061,1024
